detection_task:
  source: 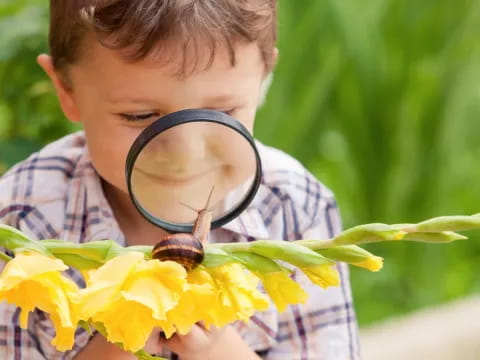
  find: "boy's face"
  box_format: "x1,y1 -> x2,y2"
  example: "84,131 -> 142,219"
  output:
40,38 -> 270,219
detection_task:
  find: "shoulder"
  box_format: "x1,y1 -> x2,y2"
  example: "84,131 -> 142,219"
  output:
255,140 -> 337,205
253,141 -> 340,239
0,132 -> 88,235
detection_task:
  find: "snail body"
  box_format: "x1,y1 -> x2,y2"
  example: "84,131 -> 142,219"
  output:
152,189 -> 214,271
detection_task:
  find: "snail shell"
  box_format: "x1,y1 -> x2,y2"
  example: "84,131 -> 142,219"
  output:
152,187 -> 213,270
152,234 -> 204,271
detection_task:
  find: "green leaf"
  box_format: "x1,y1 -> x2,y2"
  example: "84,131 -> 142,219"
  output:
0,224 -> 50,255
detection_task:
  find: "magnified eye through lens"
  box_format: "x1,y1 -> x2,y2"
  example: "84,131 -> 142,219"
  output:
126,109 -> 262,233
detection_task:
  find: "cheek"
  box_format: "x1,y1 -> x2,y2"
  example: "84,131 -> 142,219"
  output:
82,119 -> 139,191
210,128 -> 257,183
70,88 -> 139,191
234,107 -> 257,133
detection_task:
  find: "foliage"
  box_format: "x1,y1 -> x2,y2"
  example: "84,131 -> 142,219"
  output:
0,1 -> 79,173
1,0 -> 480,326
256,0 -> 480,325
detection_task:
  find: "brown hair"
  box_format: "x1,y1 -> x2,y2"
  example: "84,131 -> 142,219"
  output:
49,0 -> 277,75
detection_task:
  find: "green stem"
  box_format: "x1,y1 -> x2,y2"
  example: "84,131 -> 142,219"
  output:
40,240 -> 153,269
202,246 -> 237,267
214,240 -> 333,267
211,243 -> 251,252
41,240 -> 110,262
50,253 -> 103,270
293,239 -> 333,249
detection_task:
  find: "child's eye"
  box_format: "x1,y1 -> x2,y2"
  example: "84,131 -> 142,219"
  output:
220,108 -> 236,116
119,112 -> 159,122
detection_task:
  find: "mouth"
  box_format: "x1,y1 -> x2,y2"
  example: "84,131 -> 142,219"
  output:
134,166 -> 219,186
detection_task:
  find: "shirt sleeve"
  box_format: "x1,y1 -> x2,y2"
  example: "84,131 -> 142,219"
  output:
0,136 -> 106,359
265,197 -> 361,360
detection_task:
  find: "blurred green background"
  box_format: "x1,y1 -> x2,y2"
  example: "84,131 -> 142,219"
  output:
1,1 -> 479,326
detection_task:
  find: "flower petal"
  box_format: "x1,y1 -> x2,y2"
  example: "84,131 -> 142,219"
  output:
94,299 -> 158,352
202,264 -> 270,327
77,252 -> 145,318
0,252 -> 67,289
0,252 -> 79,351
256,271 -> 308,312
122,261 -> 187,320
78,254 -> 188,350
353,256 -> 383,272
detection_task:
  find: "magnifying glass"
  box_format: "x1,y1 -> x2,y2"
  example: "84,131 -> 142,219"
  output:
125,109 -> 262,234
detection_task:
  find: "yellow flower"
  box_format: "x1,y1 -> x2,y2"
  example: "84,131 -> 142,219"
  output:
256,271 -> 308,312
186,263 -> 270,328
78,252 -> 188,352
300,264 -> 340,288
158,268 -> 217,337
352,255 -> 383,272
0,252 -> 79,351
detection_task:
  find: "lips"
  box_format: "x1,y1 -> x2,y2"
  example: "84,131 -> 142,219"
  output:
134,166 -> 218,186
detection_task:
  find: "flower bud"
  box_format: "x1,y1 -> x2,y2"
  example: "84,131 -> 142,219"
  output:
402,231 -> 467,243
316,245 -> 383,271
414,215 -> 480,232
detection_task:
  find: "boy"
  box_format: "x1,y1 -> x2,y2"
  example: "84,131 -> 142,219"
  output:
0,1 -> 360,359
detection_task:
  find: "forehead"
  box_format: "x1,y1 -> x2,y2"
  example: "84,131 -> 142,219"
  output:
69,37 -> 264,99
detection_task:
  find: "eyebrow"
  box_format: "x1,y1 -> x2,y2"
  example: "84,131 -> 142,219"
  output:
107,94 -> 240,105
106,97 -> 161,105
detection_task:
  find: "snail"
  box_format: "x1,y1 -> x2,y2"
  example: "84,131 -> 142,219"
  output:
152,187 -> 214,271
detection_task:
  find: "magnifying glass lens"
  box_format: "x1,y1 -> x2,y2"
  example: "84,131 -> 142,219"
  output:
127,110 -> 261,232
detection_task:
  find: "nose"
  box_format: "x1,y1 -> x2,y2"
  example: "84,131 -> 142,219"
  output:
149,122 -> 208,166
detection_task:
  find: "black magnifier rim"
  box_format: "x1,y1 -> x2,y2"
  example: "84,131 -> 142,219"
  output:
126,108 -> 262,233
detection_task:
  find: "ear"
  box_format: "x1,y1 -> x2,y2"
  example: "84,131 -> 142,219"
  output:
36,54 -> 81,123
271,47 -> 279,68
258,72 -> 273,108
257,48 -> 278,108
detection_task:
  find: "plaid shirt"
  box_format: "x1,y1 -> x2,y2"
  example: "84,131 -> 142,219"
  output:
0,132 -> 360,360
